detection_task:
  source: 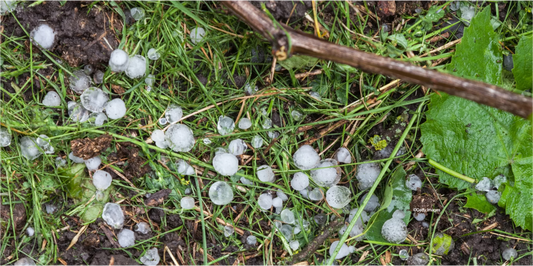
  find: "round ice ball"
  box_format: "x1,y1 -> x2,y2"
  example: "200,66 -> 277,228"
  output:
325,186 -> 351,209
81,87 -> 109,113
406,174 -> 422,191
335,147 -> 352,164
109,49 -> 129,72
329,241 -> 355,259
257,165 -> 275,182
85,156 -> 102,171
360,193 -> 380,212
165,104 -> 183,123
292,145 -> 320,170
432,232 -> 455,255
238,118 -> 252,130
258,193 -> 273,210
181,196 -> 195,210
209,181 -> 234,205
126,55 -> 147,79
117,229 -> 135,248
356,162 -> 381,190
0,127 -> 12,147
93,170 -> 112,191
502,248 -> 518,261
381,217 -> 407,244
486,189 -> 501,204
291,172 -> 309,191
165,124 -> 195,152
105,98 -> 127,119
212,153 -> 239,176
310,159 -> 341,187
42,91 -> 61,107
30,24 -> 55,49
190,27 -> 206,44
69,70 -> 91,94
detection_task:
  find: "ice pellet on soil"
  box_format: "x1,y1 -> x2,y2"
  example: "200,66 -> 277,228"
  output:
257,165 -> 275,182
309,188 -> 324,201
348,208 -> 368,225
45,203 -> 57,214
311,159 -> 341,187
126,55 -> 147,79
502,248 -> 517,261
293,145 -> 320,170
274,221 -> 282,230
213,153 -> 238,176
69,70 -> 91,94
35,134 -> 53,154
214,147 -> 228,155
84,65 -> 93,75
291,110 -> 303,121
26,227 -> 34,237
381,215 -> 407,244
81,87 -> 108,113
105,98 -> 127,119
290,240 -> 300,250
281,209 -> 295,224
221,225 -> 234,237
475,177 -> 492,192
408,253 -> 429,265
277,189 -> 288,201
326,186 -> 351,209
42,91 -> 61,107
399,249 -> 409,261
20,137 -> 42,160
238,118 -> 252,129
246,235 -> 257,245
291,172 -> 309,191
258,193 -> 273,210
493,175 -> 507,189
140,248 -> 160,266
251,135 -> 263,148
280,225 -> 293,240
460,6 -> 475,21
30,24 -> 55,49
94,70 -> 104,84
85,156 -> 101,171
181,196 -> 195,210
130,7 -> 145,21
147,48 -> 160,61
267,131 -> 280,139
309,91 -> 321,100
89,112 -> 108,126
244,83 -> 258,95
159,118 -> 168,125
335,147 -> 351,164
413,213 -> 425,221
272,197 -> 283,208
299,187 -> 309,199
0,0 -> 17,14
209,181 -> 234,205
228,139 -> 247,155
486,190 -> 501,204
151,129 -> 165,142
93,170 -> 112,191
329,241 -> 355,259
55,157 -> 66,168
117,229 -> 135,248
392,210 -> 405,220
240,176 -> 254,186
145,74 -> 155,86
406,174 -> 422,191
184,188 -> 192,194
314,214 -> 326,225
356,162 -> 381,190
165,124 -> 195,152
102,203 -> 124,229
109,49 -> 129,72
0,127 -> 11,147
190,27 -> 206,44
177,160 -> 195,175
262,118 -> 272,129
165,104 -> 183,123
422,222 -> 429,228
69,152 -> 86,163
14,257 -> 36,266
360,193 -> 380,212
217,116 -> 235,135
135,222 -> 151,234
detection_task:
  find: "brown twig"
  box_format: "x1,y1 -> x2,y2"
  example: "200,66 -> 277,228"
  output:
221,1 -> 532,119
289,219 -> 344,264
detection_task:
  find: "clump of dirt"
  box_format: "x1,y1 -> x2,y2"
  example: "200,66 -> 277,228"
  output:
0,202 -> 26,232
90,254 -> 139,266
107,142 -> 151,179
1,1 -> 119,68
250,1 -> 312,23
71,134 -> 112,160
145,189 -> 171,207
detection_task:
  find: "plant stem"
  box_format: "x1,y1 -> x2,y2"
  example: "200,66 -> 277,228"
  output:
428,159 -> 476,183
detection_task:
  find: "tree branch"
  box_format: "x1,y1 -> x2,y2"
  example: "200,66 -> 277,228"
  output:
222,1 -> 532,119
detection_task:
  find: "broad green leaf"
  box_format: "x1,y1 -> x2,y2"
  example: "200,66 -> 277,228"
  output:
365,168 -> 412,242
464,192 -> 495,214
387,34 -> 408,49
425,5 -> 446,22
278,55 -> 319,70
512,35 -> 532,91
500,156 -> 533,231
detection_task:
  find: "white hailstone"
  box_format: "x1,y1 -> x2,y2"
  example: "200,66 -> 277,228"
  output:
147,48 -> 160,61
209,181 -> 234,205
409,253 -> 429,265
228,139 -> 247,155
262,118 -> 272,129
190,27 -> 206,44
280,225 -> 293,240
310,159 -> 341,187
145,74 -> 155,86
159,118 -> 168,125
486,190 -> 501,204
246,235 -> 257,245
475,177 -> 492,192
0,0 -> 17,14
165,124 -> 195,152
105,98 -> 127,119
348,208 -> 369,225
281,209 -> 296,224
81,87 -> 109,113
184,188 -> 192,194
290,240 -> 300,250
224,225 -> 234,237
102,203 -> 124,229
392,210 -> 405,219
258,193 -> 273,210
95,190 -> 105,201
14,257 -> 36,266
356,162 -> 381,190
309,188 -> 324,201
30,24 -> 55,49
212,153 -> 238,176
272,197 -> 283,208
325,186 -> 351,209
291,172 -> 309,191
84,65 -> 93,75
69,152 -> 86,163
89,112 -> 108,126
293,145 -> 320,170
360,193 -> 380,212
151,129 -> 165,142
381,215 -> 407,244
238,118 -> 252,130
140,248 -> 160,266
291,110 -> 304,121
217,116 -> 235,135
276,189 -> 288,201
314,214 -> 326,225
69,70 -> 90,94
214,147 -> 228,155
422,222 -> 429,228
399,249 -> 409,261
406,174 -> 422,191
165,104 -> 183,123
244,83 -> 258,95
126,55 -> 147,79
267,131 -> 279,139
309,91 -> 321,100
109,49 -> 129,72
502,248 -> 518,261
335,147 -> 352,164
135,222 -> 151,234
257,165 -> 275,183
493,175 -> 507,189
36,135 -> 54,154
176,160 -> 195,175
240,176 -> 254,186
413,213 -> 426,221
20,137 -> 42,160
251,135 -> 263,148
460,6 -> 475,22
94,70 -> 104,84
329,241 -> 355,259
93,170 -> 112,191
85,156 -> 101,171
26,227 -> 35,237
55,157 -> 66,168
42,91 -> 61,106
130,7 -> 145,21
181,196 -> 195,210
0,127 -> 11,147
117,229 -> 135,248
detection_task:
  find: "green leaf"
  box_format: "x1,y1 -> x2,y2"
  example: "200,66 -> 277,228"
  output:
365,167 -> 412,242
465,192 -> 496,214
387,34 -> 408,49
499,156 -> 533,231
425,5 -> 446,22
512,35 -> 533,91
278,55 -> 319,70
